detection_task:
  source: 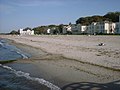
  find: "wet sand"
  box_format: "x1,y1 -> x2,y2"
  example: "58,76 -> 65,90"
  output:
1,35 -> 120,89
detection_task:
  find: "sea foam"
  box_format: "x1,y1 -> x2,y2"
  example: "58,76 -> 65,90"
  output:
16,51 -> 28,59
0,64 -> 61,90
0,41 -> 4,47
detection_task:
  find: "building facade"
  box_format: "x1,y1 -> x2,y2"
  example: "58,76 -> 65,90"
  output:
80,25 -> 87,34
62,25 -> 72,34
71,24 -> 80,34
87,22 -> 97,34
19,29 -> 34,35
86,21 -> 116,35
118,16 -> 120,34
115,22 -> 119,34
37,16 -> 120,35
114,16 -> 120,34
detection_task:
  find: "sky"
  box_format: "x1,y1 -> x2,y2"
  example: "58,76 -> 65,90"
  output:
0,0 -> 120,33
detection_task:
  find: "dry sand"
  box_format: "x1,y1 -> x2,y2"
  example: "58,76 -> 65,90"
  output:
2,35 -> 120,70
1,35 -> 120,89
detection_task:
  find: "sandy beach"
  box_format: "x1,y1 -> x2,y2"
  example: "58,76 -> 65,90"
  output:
1,35 -> 120,89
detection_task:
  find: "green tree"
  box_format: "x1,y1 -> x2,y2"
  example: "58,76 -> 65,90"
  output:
104,12 -> 120,22
23,27 -> 32,31
33,26 -> 46,34
10,30 -> 19,35
48,25 -> 57,28
58,24 -> 64,33
76,11 -> 120,25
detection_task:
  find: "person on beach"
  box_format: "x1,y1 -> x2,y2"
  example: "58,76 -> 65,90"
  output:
98,42 -> 105,46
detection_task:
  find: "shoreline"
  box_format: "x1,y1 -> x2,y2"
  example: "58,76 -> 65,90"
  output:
1,35 -> 120,70
3,39 -> 120,71
5,36 -> 120,71
1,35 -> 120,89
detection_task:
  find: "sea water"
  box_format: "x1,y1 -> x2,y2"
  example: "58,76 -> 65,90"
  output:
0,39 -> 61,90
0,39 -> 29,60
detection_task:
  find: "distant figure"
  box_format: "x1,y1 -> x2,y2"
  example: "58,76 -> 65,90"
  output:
98,43 -> 105,46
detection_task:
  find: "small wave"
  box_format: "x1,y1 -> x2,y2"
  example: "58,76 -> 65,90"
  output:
0,64 -> 2,66
0,39 -> 6,43
0,64 -> 61,90
0,42 -> 4,47
16,51 -> 28,59
0,39 -> 29,59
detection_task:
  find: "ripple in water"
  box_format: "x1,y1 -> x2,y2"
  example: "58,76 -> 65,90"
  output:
0,39 -> 29,61
0,64 -> 61,90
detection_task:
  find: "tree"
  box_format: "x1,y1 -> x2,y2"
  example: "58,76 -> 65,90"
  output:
104,12 -> 120,22
58,24 -> 63,33
69,22 -> 72,25
48,25 -> 56,28
76,11 -> 120,25
10,30 -> 19,35
33,26 -> 47,34
23,27 -> 32,31
76,16 -> 105,25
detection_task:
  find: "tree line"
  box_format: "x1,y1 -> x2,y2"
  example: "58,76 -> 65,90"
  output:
76,12 -> 120,25
32,24 -> 65,34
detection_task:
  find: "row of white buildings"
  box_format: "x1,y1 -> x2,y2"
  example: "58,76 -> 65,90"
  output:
18,16 -> 120,35
63,16 -> 120,35
63,24 -> 87,34
19,28 -> 34,35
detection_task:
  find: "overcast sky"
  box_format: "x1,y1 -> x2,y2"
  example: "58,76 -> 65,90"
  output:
0,0 -> 120,33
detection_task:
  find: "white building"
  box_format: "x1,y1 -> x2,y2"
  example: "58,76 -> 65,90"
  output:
118,15 -> 120,34
62,24 -> 87,34
62,25 -> 72,34
47,28 -> 51,34
119,15 -> 120,33
87,22 -> 97,34
62,26 -> 67,34
67,25 -> 72,32
62,17 -> 120,35
115,16 -> 120,34
115,22 -> 119,34
19,28 -> 34,35
119,15 -> 120,34
109,22 -> 116,34
87,21 -> 116,34
71,24 -> 87,34
71,24 -> 80,34
81,25 -> 87,33
96,21 -> 109,34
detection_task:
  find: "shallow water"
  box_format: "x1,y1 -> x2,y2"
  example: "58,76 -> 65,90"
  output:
0,63 -> 61,90
0,39 -> 29,61
0,39 -> 61,90
0,65 -> 50,90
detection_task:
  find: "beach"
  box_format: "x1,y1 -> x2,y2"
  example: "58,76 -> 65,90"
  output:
1,35 -> 120,90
